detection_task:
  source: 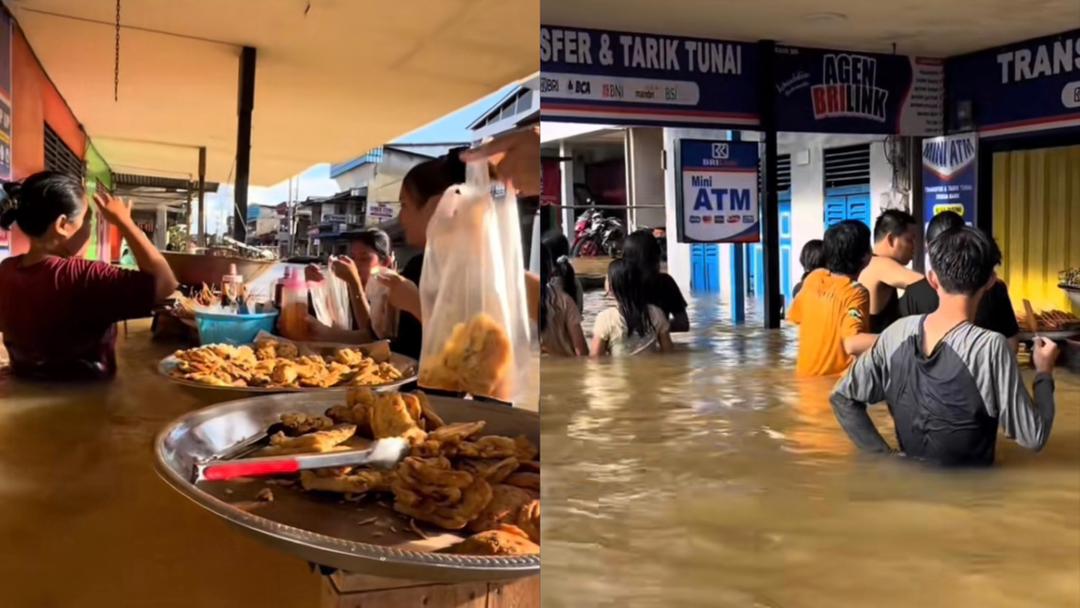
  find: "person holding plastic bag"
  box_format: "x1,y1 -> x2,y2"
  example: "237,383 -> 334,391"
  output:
305,228 -> 399,342
323,128 -> 541,349
415,156 -> 532,403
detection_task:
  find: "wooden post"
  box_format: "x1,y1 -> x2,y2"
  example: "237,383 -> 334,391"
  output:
233,46 -> 256,243
198,146 -> 207,246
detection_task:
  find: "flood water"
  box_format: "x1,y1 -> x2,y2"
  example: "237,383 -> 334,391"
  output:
541,291 -> 1080,608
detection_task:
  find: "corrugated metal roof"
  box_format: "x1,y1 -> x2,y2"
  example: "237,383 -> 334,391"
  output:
112,172 -> 220,192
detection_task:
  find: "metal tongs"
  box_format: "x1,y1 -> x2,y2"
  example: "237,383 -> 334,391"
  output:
196,437 -> 409,482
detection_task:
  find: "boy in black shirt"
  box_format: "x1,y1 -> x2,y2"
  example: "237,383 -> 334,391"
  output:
899,212 -> 1020,351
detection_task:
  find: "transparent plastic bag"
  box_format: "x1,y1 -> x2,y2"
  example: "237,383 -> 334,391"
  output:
367,269 -> 399,340
418,161 -> 531,403
309,258 -> 352,331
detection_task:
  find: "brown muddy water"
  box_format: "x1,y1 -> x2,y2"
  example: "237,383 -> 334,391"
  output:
541,292 -> 1080,608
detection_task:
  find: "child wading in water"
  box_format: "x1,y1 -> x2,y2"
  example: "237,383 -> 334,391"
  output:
591,258 -> 672,356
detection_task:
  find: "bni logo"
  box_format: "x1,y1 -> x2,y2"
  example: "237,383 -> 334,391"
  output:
711,143 -> 730,159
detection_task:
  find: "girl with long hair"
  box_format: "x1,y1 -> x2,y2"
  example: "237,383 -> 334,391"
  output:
591,258 -> 672,356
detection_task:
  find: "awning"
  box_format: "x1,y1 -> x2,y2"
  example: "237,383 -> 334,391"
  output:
12,0 -> 539,185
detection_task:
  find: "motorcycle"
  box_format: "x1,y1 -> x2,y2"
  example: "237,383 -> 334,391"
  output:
572,209 -> 625,257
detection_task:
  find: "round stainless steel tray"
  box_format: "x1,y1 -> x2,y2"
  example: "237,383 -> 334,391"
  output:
157,352 -> 418,393
153,393 -> 539,581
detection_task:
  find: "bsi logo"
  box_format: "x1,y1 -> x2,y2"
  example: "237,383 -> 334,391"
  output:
711,143 -> 729,159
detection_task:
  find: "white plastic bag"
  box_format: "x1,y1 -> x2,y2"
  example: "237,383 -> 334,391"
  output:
309,258 -> 352,330
418,161 -> 531,403
366,269 -> 399,340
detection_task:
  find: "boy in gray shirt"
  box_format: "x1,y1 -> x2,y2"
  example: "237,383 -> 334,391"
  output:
830,226 -> 1056,466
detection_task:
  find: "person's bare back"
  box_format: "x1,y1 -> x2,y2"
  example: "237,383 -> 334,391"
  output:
858,256 -> 922,314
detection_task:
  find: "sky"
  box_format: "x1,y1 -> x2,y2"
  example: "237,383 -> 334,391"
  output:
202,85 -> 513,234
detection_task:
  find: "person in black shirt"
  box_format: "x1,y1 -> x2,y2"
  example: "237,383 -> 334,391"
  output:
898,211 -> 1020,351
622,229 -> 689,332
306,128 -> 543,361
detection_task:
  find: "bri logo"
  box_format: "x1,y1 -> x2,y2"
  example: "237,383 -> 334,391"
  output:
923,135 -> 976,178
810,54 -> 888,123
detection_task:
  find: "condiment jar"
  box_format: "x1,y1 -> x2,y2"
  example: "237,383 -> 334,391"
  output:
279,269 -> 309,340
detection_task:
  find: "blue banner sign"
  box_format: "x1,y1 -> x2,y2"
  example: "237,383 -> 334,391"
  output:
676,140 -> 760,243
773,45 -> 944,135
540,25 -> 759,128
947,29 -> 1080,137
922,133 -> 977,227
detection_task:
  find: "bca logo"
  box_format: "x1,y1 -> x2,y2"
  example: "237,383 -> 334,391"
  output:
711,143 -> 729,159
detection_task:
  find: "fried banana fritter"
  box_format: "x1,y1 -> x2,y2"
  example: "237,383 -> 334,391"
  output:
299,469 -> 389,494
438,524 -> 539,556
369,393 -> 427,445
262,424 -> 356,455
170,339 -> 404,389
418,313 -> 513,399
467,483 -> 536,535
459,457 -> 519,485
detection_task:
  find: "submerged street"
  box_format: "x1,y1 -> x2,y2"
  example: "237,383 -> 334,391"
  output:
541,293 -> 1080,608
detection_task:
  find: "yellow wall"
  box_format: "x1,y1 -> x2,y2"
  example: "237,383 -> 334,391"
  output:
992,144 -> 1080,314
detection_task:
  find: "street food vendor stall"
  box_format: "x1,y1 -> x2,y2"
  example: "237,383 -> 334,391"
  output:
0,1 -> 539,606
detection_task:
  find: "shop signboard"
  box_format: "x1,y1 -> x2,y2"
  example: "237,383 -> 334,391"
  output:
773,45 -> 944,135
947,29 -> 1080,137
676,139 -> 759,243
922,132 -> 978,226
540,25 -> 759,128
366,202 -> 396,225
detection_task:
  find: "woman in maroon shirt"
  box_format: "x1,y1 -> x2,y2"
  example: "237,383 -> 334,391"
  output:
0,172 -> 178,380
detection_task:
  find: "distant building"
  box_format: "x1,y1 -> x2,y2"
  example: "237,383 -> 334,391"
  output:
330,143 -> 467,228
245,205 -> 280,245
300,188 -> 369,257
469,78 -> 541,269
468,78 -> 539,141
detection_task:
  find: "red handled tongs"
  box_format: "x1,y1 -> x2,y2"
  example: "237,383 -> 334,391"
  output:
197,437 -> 409,482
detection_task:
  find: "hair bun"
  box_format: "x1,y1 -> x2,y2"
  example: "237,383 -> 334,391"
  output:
443,147 -> 468,181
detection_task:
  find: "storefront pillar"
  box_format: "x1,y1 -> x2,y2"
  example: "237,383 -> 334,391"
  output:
909,136 -> 926,272
758,40 -> 782,329
233,46 -> 256,243
559,141 -> 575,240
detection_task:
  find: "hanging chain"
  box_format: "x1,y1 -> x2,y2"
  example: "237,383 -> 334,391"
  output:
113,0 -> 120,102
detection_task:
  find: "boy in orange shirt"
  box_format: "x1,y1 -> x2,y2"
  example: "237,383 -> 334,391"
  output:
788,220 -> 876,377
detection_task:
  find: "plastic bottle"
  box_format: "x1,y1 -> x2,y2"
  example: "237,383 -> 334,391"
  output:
221,263 -> 244,309
280,269 -> 309,340
274,267 -> 292,309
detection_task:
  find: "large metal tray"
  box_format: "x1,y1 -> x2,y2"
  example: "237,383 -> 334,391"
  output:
1016,330 -> 1080,342
153,393 -> 539,582
157,352 -> 418,394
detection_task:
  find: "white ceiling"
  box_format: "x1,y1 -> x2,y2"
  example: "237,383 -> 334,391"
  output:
10,0 -> 539,185
541,0 -> 1080,57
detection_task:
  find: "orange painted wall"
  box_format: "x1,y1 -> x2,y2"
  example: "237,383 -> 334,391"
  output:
8,23 -> 87,255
